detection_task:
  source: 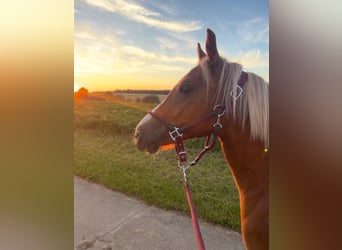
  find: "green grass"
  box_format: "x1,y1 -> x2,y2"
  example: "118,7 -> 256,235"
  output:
74,99 -> 241,231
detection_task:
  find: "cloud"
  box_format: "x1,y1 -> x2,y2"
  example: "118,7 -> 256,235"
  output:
155,37 -> 178,50
75,30 -> 97,41
82,0 -> 201,32
230,49 -> 269,68
75,32 -> 196,77
75,23 -> 266,79
152,3 -> 177,16
226,49 -> 269,81
238,17 -> 269,44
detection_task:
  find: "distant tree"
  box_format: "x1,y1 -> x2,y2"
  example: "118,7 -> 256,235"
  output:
114,89 -> 170,95
74,87 -> 89,100
78,87 -> 88,94
142,95 -> 160,103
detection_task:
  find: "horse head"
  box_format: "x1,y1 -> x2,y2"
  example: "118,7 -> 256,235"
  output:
134,29 -> 231,153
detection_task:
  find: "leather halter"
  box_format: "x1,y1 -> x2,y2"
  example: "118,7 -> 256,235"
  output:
147,71 -> 248,165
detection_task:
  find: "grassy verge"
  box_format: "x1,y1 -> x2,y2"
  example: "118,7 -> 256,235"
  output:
74,99 -> 240,231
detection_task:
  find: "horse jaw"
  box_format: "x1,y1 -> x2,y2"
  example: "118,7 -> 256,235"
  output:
134,113 -> 170,154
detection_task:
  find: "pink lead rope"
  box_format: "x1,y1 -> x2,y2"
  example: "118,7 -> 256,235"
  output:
176,135 -> 208,250
173,113 -> 224,250
185,181 -> 206,250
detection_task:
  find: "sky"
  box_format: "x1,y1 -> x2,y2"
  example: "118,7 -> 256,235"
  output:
74,0 -> 268,91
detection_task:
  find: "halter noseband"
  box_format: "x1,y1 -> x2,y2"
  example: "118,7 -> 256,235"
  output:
148,104 -> 225,167
148,104 -> 225,140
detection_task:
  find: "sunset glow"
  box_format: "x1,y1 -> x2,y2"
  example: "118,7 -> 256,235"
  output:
75,0 -> 268,91
74,83 -> 80,92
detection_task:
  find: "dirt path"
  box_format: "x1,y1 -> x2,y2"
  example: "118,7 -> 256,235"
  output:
74,176 -> 244,250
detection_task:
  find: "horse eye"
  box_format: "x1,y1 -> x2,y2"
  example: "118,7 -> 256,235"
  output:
179,83 -> 194,94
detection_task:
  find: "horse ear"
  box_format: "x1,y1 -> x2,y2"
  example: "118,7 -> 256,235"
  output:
197,42 -> 206,61
205,28 -> 219,64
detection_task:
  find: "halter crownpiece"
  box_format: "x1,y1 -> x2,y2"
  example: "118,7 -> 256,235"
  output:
238,71 -> 248,88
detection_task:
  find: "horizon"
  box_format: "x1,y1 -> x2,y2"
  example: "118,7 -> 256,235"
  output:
74,87 -> 171,93
75,0 -> 269,92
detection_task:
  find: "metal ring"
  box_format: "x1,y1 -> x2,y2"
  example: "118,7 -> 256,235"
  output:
213,105 -> 226,117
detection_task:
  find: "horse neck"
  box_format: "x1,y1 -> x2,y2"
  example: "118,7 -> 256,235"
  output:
219,120 -> 269,249
219,120 -> 269,195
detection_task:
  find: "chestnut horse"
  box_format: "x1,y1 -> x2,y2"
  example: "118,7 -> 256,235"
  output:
134,29 -> 269,250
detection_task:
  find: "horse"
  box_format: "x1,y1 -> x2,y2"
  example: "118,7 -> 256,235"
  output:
134,28 -> 269,250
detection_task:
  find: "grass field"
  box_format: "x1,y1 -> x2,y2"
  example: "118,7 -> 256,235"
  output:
74,97 -> 241,231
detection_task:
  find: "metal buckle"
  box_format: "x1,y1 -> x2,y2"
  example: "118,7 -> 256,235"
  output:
177,161 -> 191,182
213,105 -> 226,117
213,120 -> 223,129
230,85 -> 243,99
169,127 -> 183,141
213,105 -> 225,128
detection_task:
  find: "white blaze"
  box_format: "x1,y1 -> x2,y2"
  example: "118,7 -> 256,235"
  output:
138,99 -> 165,127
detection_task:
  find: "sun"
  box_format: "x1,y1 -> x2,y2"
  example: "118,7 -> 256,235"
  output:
74,83 -> 80,92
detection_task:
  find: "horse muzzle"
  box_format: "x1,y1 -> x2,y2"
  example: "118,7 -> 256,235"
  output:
134,114 -> 170,154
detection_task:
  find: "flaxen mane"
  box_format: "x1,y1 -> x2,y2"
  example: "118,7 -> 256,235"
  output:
200,58 -> 269,147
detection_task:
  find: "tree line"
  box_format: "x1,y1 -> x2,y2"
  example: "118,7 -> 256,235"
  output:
114,89 -> 170,95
